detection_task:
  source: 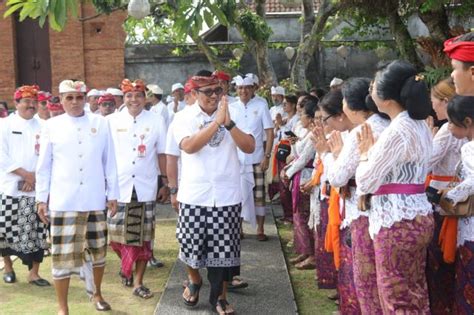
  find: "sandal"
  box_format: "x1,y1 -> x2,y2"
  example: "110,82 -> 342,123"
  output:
119,271 -> 133,287
214,299 -> 235,315
257,233 -> 268,241
183,280 -> 202,306
133,285 -> 154,299
227,277 -> 248,291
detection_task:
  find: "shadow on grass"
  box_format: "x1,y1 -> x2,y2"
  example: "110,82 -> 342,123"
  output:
275,221 -> 338,315
0,220 -> 179,315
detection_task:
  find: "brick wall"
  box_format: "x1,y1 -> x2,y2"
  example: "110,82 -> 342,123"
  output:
0,2 -> 126,105
82,4 -> 127,90
0,5 -> 16,107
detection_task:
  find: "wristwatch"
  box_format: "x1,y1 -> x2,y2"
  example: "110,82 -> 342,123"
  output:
225,120 -> 236,131
265,153 -> 271,159
169,187 -> 178,195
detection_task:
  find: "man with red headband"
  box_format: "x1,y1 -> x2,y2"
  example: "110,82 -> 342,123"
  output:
34,91 -> 51,125
97,94 -> 116,117
214,70 -> 236,104
107,79 -> 168,299
47,96 -> 65,118
444,32 -> 474,96
0,85 -> 49,287
36,79 -> 119,314
172,72 -> 255,314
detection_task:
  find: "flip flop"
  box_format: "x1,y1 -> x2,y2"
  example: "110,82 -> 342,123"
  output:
183,280 -> 202,306
214,299 -> 235,315
227,278 -> 248,291
29,278 -> 51,287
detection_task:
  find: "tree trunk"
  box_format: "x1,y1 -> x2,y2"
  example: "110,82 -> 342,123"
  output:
235,0 -> 277,88
291,0 -> 340,89
417,3 -> 450,43
301,0 -> 315,38
386,9 -> 424,70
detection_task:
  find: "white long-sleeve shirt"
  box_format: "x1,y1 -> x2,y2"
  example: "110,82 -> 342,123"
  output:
428,123 -> 466,189
444,141 -> 474,246
0,114 -> 42,197
327,115 -> 389,228
107,109 -> 167,203
356,111 -> 433,238
36,113 -> 119,211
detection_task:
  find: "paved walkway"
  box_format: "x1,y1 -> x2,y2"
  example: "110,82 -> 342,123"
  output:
154,204 -> 297,315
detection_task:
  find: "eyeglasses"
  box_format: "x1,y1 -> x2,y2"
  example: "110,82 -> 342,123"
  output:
65,95 -> 84,101
100,102 -> 115,107
197,87 -> 224,97
322,113 -> 336,123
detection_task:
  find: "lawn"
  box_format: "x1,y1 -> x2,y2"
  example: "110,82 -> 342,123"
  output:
0,220 -> 178,315
276,221 -> 338,315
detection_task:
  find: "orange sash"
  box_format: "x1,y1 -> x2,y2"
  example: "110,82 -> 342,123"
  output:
324,187 -> 341,270
310,159 -> 324,186
425,174 -> 458,264
425,174 -> 457,188
439,217 -> 458,264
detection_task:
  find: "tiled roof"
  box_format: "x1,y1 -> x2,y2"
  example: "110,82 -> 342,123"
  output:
250,0 -> 320,13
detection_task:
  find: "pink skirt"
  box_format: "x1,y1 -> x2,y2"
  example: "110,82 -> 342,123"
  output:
373,214 -> 434,314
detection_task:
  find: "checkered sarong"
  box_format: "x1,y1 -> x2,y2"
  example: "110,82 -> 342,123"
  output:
107,201 -> 155,246
0,195 -> 47,254
177,203 -> 241,269
253,164 -> 266,207
50,211 -> 107,270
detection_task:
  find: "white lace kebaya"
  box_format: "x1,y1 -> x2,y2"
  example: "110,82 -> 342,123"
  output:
327,114 -> 389,229
444,141 -> 474,247
355,111 -> 433,239
428,123 -> 466,188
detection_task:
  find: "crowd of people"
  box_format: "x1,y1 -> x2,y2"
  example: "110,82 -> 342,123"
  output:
0,31 -> 473,315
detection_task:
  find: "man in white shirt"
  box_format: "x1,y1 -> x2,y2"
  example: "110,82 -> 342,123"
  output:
97,94 -> 116,117
214,70 -> 236,104
106,87 -> 124,111
107,79 -> 168,299
85,89 -> 102,114
173,74 -> 254,314
0,85 -> 49,286
231,74 -> 274,241
167,83 -> 186,119
269,86 -> 286,121
147,84 -> 169,128
36,80 -> 119,314
34,91 -> 51,124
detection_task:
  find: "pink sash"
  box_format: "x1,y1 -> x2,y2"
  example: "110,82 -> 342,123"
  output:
373,183 -> 425,196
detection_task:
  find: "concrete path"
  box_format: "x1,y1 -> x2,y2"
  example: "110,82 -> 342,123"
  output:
154,204 -> 297,315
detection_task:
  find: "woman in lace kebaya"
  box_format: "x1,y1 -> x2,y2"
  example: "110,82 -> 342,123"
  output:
327,79 -> 390,314
356,60 -> 434,313
426,78 -> 466,314
443,96 -> 474,313
280,98 -> 318,270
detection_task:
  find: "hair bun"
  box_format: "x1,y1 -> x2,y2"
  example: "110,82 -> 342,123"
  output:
400,76 -> 431,120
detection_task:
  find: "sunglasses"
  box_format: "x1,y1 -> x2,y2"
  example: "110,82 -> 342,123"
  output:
197,87 -> 224,97
100,102 -> 115,107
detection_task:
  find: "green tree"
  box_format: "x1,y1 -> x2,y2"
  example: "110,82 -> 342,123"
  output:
4,0 -> 277,86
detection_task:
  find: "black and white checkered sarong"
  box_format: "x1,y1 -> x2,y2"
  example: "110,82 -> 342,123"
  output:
176,203 -> 241,269
0,195 -> 47,255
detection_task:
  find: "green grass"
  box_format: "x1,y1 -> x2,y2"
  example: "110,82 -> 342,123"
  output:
0,220 -> 178,315
276,221 -> 338,315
